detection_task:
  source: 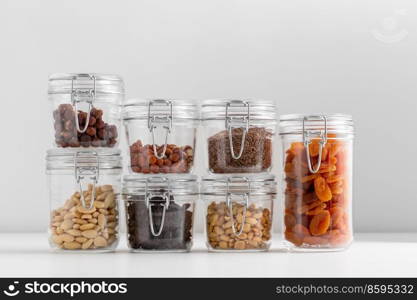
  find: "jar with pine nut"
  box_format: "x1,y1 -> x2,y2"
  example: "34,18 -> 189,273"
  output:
46,149 -> 122,252
280,114 -> 354,251
201,175 -> 276,252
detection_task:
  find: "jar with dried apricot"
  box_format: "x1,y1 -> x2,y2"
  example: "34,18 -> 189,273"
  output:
202,175 -> 276,252
279,114 -> 354,251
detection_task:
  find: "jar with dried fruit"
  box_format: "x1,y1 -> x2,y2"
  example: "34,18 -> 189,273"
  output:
122,175 -> 197,252
279,114 -> 354,251
123,99 -> 199,174
202,99 -> 277,174
201,175 -> 276,252
46,149 -> 122,252
48,73 -> 124,148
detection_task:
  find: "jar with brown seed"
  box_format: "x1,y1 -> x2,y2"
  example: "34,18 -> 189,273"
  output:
122,99 -> 199,174
201,99 -> 277,174
48,73 -> 124,148
46,149 -> 122,252
201,175 -> 276,252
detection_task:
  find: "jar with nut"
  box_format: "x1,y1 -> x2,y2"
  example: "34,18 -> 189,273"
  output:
46,149 -> 122,252
48,73 -> 123,148
202,99 -> 277,174
280,114 -> 354,251
123,99 -> 199,174
201,176 -> 276,252
122,175 -> 197,252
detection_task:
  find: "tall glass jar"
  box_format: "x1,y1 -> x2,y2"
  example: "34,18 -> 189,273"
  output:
46,149 -> 122,252
201,99 -> 277,174
123,99 -> 199,174
201,175 -> 276,252
279,114 -> 354,251
48,73 -> 124,148
122,175 -> 197,252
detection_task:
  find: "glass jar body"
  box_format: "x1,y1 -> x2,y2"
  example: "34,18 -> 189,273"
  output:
124,119 -> 197,174
47,168 -> 121,252
203,119 -> 276,174
123,194 -> 195,252
280,133 -> 353,251
203,194 -> 274,252
50,94 -> 122,149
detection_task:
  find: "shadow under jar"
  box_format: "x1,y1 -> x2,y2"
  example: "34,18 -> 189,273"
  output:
201,99 -> 277,174
46,149 -> 122,252
123,99 -> 199,174
123,175 -> 197,252
279,114 -> 354,252
202,175 -> 276,252
48,73 -> 124,148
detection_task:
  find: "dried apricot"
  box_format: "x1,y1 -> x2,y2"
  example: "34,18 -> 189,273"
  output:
314,176 -> 333,202
285,231 -> 303,246
329,206 -> 344,228
309,210 -> 331,236
303,236 -> 328,246
293,224 -> 311,237
306,203 -> 326,216
284,213 -> 296,230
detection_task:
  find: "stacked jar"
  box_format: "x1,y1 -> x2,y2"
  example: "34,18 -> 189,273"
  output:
201,100 -> 278,251
46,73 -> 124,252
122,99 -> 199,252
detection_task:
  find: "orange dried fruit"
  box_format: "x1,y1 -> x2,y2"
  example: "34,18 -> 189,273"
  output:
293,224 -> 311,237
314,176 -> 333,202
303,236 -> 328,246
301,174 -> 318,183
284,213 -> 296,230
329,206 -> 344,228
285,231 -> 303,246
309,210 -> 331,236
326,174 -> 344,184
306,203 -> 326,216
308,142 -> 320,157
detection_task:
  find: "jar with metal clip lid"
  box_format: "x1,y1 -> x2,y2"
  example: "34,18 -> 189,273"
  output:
201,175 -> 276,251
123,99 -> 199,174
122,175 -> 197,252
201,99 -> 277,174
48,73 -> 124,148
279,114 -> 354,251
46,149 -> 122,252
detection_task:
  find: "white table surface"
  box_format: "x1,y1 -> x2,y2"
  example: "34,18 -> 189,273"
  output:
0,233 -> 416,278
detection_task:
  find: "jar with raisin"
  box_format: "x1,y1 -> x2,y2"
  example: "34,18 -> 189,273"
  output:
48,73 -> 124,148
202,99 -> 277,174
279,114 -> 354,251
202,175 -> 276,252
122,99 -> 199,174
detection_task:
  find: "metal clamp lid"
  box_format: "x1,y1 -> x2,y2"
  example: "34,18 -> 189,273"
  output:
70,74 -> 96,134
225,100 -> 250,160
74,151 -> 99,209
225,177 -> 250,237
303,115 -> 328,173
148,99 -> 173,159
144,177 -> 171,237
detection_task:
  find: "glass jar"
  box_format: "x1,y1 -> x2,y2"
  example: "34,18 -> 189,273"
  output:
201,175 -> 276,252
122,175 -> 197,252
48,73 -> 124,148
201,99 -> 277,174
46,149 -> 122,252
123,99 -> 199,174
279,114 -> 354,251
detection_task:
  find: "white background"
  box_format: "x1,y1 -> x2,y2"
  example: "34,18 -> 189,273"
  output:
0,0 -> 416,233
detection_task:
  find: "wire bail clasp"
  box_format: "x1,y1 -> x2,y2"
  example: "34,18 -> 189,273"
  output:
303,115 -> 328,174
225,100 -> 250,160
148,99 -> 173,159
145,177 -> 170,237
71,74 -> 96,133
74,151 -> 99,209
226,177 -> 250,237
